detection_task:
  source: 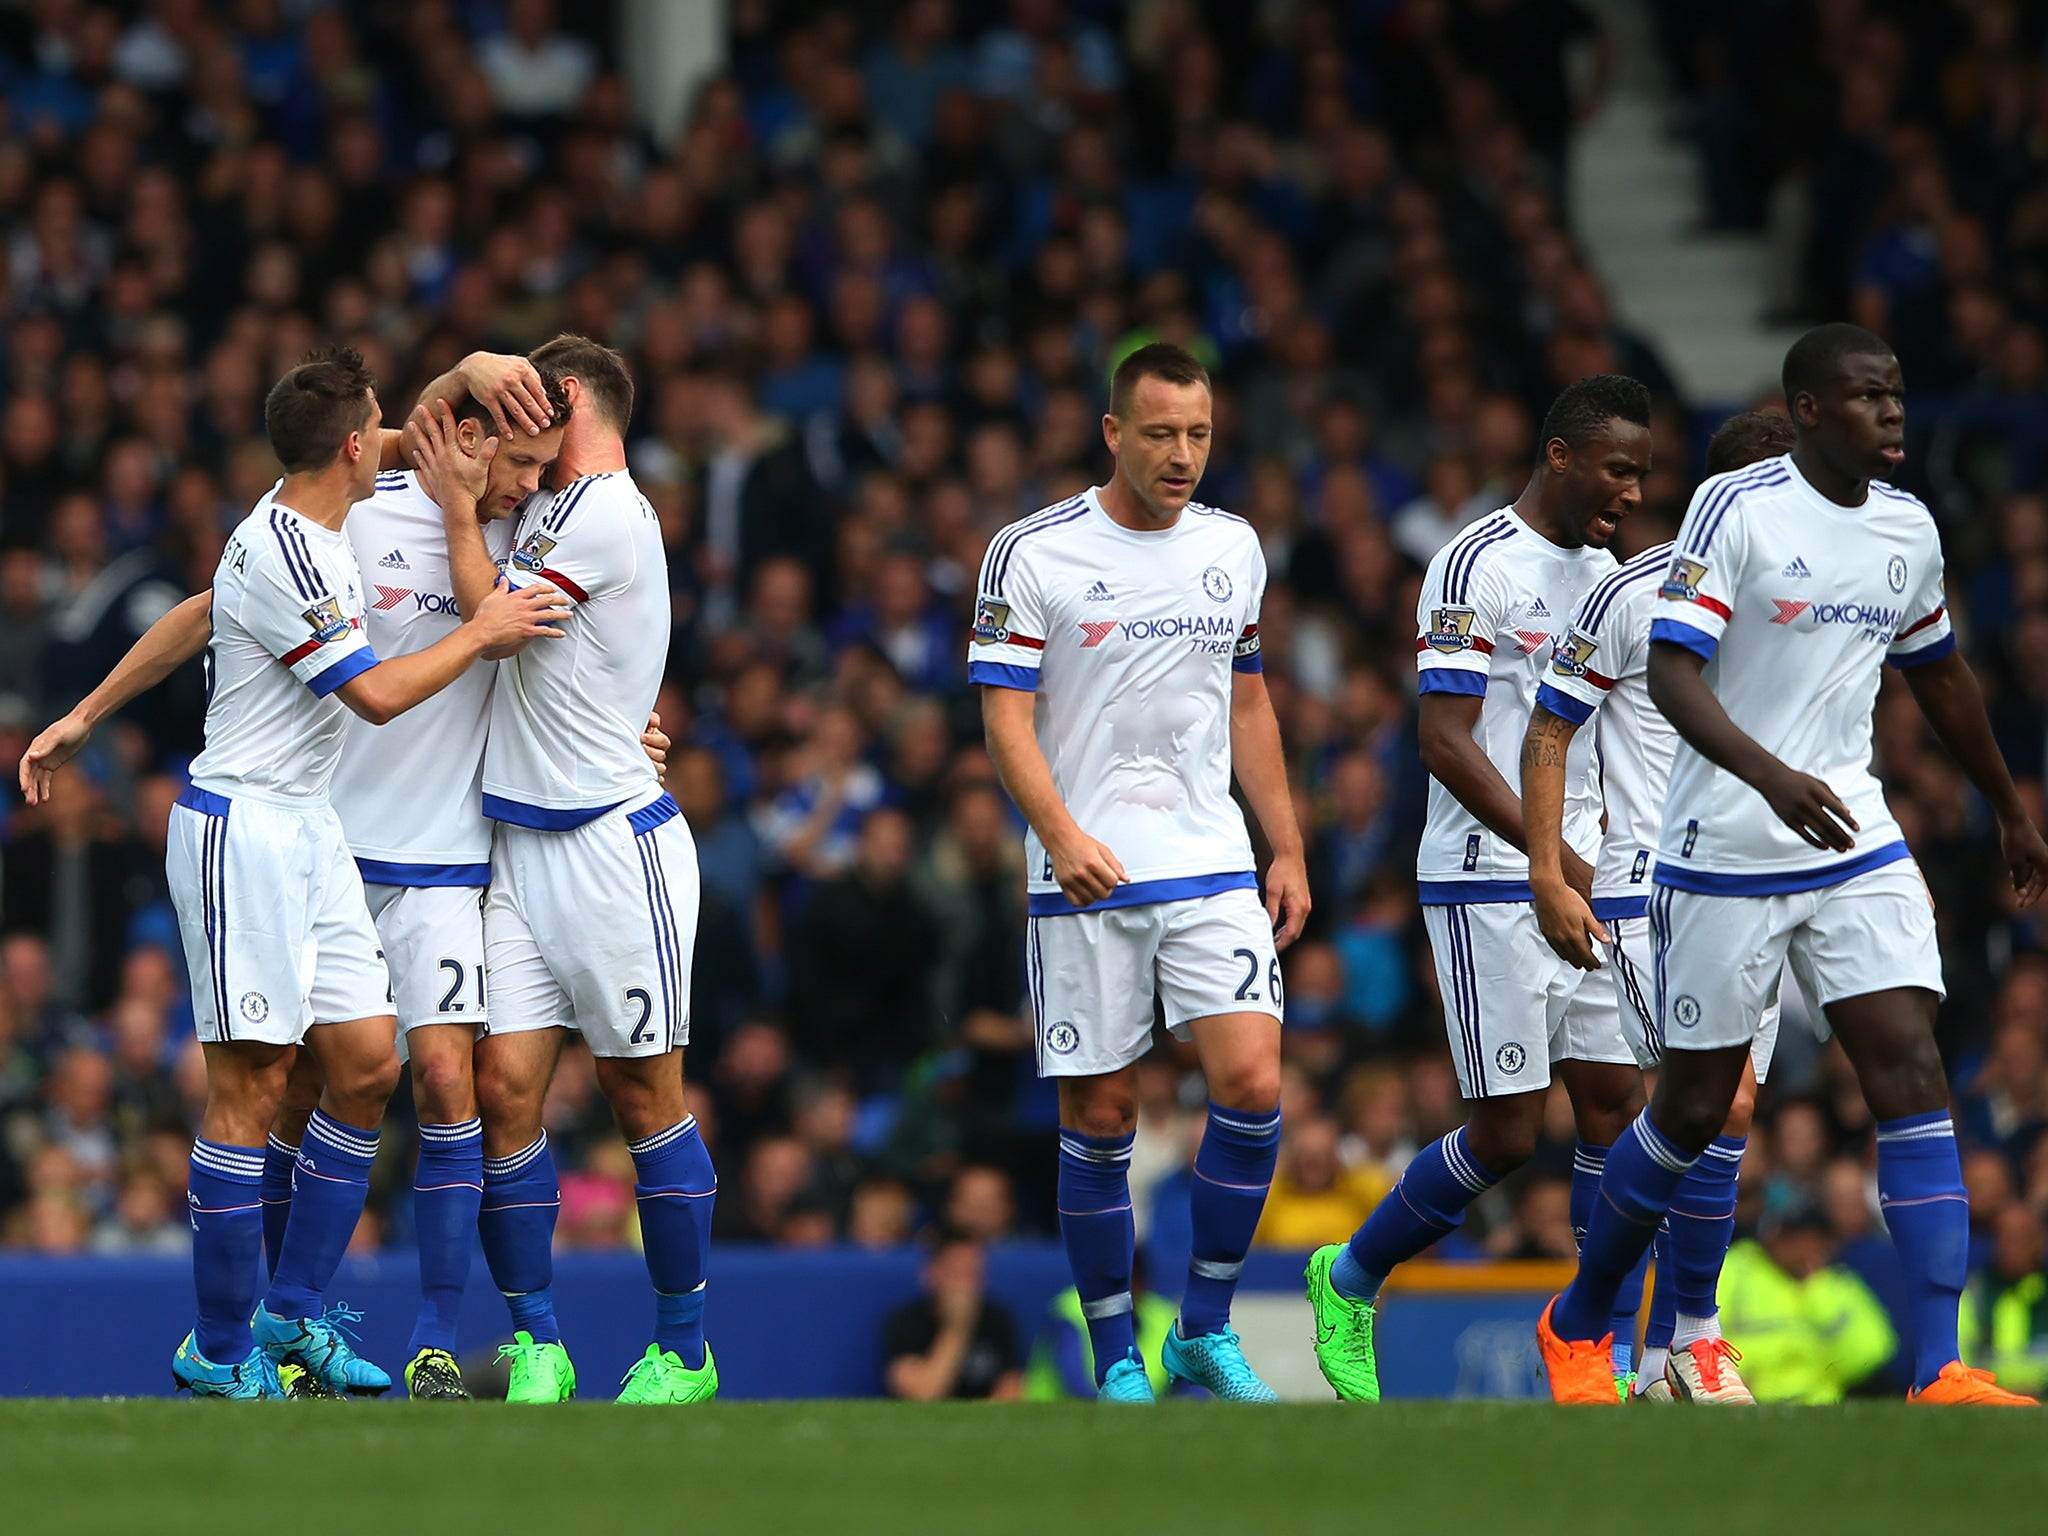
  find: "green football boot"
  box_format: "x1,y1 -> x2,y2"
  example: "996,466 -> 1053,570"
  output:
616,1343 -> 718,1404
497,1331 -> 576,1403
1305,1243 -> 1381,1402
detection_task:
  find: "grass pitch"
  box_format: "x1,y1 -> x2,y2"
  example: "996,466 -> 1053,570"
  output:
7,1399 -> 2045,1535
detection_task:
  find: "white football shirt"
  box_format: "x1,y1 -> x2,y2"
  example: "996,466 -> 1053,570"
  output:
329,470 -> 514,884
1537,541 -> 1675,919
484,470 -> 669,827
968,489 -> 1265,915
1650,455 -> 1952,891
1414,507 -> 1613,899
189,488 -> 379,806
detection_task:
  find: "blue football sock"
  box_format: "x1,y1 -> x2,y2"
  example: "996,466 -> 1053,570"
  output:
629,1116 -> 717,1369
1644,1225 -> 1677,1352
479,1133 -> 562,1344
407,1117 -> 484,1358
1336,1127 -> 1499,1301
1181,1103 -> 1281,1338
260,1134 -> 297,1281
1668,1135 -> 1744,1327
1876,1111 -> 1969,1390
263,1111 -> 377,1322
1554,1112 -> 1696,1342
1057,1128 -> 1136,1384
1570,1141 -> 1642,1370
189,1140 -> 266,1365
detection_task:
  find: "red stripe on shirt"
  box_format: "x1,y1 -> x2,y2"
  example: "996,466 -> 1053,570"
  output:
1691,595 -> 1732,619
1006,633 -> 1045,650
1412,635 -> 1496,655
1895,605 -> 1946,642
539,568 -> 589,603
280,638 -> 321,667
1584,667 -> 1617,690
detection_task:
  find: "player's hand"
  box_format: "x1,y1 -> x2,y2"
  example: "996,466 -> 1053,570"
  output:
460,351 -> 554,437
1532,874 -> 1607,971
1999,814 -> 2048,908
19,711 -> 91,805
1264,850 -> 1312,950
410,400 -> 496,512
1049,832 -> 1126,909
642,711 -> 670,781
472,576 -> 570,649
1560,846 -> 1597,902
1759,766 -> 1858,852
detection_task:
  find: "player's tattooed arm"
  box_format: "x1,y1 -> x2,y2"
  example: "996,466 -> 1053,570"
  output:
1418,692 -> 1595,896
20,589 -> 213,804
1903,650 -> 2048,906
1647,640 -> 1859,852
981,684 -> 1127,907
1521,704 -> 1605,969
1229,670 -> 1311,948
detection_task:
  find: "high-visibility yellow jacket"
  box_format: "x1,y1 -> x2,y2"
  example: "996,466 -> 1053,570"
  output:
1023,1287 -> 1179,1400
1959,1271 -> 2048,1395
1717,1239 -> 1897,1404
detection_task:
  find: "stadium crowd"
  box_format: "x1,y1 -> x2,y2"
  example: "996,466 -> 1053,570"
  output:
2,0 -> 2048,1389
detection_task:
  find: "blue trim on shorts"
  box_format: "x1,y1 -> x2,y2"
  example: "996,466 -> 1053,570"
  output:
177,784 -> 233,817
627,794 -> 680,836
482,793 -> 623,830
1418,879 -> 1532,905
1591,895 -> 1650,921
1651,839 -> 1910,896
1026,870 -> 1258,917
354,858 -> 491,888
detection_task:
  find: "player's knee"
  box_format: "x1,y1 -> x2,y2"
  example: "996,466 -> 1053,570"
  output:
324,1049 -> 401,1120
1206,1059 -> 1280,1115
1059,1084 -> 1137,1141
410,1051 -> 477,1125
1861,1038 -> 1949,1120
1463,1110 -> 1539,1175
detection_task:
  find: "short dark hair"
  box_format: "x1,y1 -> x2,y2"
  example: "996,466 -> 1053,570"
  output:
265,346 -> 377,472
1109,342 -> 1210,417
528,333 -> 633,433
1536,373 -> 1651,454
451,365 -> 573,434
1704,408 -> 1795,477
1781,322 -> 1893,405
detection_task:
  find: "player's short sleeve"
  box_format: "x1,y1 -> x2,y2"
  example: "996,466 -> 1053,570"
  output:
1537,583 -> 1640,727
967,532 -> 1051,692
1887,535 -> 1955,668
502,477 -> 634,606
1233,539 -> 1268,675
238,549 -> 377,698
1650,479 -> 1751,662
1414,544 -> 1503,697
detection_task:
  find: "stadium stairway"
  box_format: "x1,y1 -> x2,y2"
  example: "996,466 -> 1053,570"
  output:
1571,0 -> 1806,407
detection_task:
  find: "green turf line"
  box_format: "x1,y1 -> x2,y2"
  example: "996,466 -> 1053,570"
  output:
5,1400 -> 2045,1536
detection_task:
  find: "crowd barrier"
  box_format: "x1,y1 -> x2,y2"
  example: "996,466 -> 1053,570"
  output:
0,1248 -> 1583,1400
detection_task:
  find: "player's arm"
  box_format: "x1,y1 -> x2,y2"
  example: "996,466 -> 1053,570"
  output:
334,580 -> 568,725
1417,692 -> 1595,896
1229,670 -> 1310,948
982,685 -> 1126,907
20,589 -> 213,804
1903,651 -> 2048,905
1520,703 -> 1604,969
408,399 -> 529,640
1645,643 -> 1858,851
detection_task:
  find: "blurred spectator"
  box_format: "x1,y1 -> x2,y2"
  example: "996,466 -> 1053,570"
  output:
1719,1204 -> 1897,1405
1959,1205 -> 2048,1396
1023,1256 -> 1178,1400
89,1161 -> 187,1255
1253,1115 -> 1393,1249
881,1231 -> 1021,1401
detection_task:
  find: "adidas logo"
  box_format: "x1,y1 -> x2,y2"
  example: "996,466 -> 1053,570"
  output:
1782,557 -> 1811,579
378,549 -> 410,570
1083,580 -> 1113,601
1529,597 -> 1549,617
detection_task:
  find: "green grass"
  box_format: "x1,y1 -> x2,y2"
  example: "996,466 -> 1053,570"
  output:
7,1399 -> 2048,1535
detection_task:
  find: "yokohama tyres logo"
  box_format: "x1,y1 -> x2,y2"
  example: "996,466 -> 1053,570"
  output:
1770,599 -> 1810,625
373,585 -> 413,610
1078,621 -> 1118,648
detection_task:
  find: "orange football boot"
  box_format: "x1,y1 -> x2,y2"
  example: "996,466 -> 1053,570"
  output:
1537,1297 -> 1620,1405
1907,1362 -> 2039,1407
